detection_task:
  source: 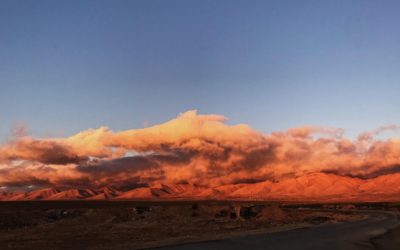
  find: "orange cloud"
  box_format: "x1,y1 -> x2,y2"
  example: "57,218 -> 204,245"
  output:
0,137 -> 87,165
0,110 -> 399,188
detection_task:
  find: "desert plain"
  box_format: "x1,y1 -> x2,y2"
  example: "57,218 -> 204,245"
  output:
0,200 -> 399,250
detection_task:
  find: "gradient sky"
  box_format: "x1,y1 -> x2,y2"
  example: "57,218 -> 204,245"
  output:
1,0 -> 399,142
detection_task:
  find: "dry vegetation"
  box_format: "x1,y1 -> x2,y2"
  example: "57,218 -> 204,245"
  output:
0,201 -> 372,250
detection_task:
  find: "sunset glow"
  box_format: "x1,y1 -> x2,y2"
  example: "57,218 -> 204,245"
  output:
0,110 -> 399,201
2,1 -> 400,249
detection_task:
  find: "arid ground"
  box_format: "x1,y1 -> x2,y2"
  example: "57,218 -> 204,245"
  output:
0,201 -> 399,249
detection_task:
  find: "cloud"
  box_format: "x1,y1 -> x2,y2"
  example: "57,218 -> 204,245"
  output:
357,125 -> 400,142
0,110 -> 399,188
0,162 -> 87,187
0,137 -> 88,165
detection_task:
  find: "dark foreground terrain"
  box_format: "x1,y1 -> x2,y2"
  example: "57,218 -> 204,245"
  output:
0,201 -> 398,249
162,210 -> 398,250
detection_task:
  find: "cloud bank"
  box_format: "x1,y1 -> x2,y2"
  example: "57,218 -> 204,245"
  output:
0,110 -> 399,188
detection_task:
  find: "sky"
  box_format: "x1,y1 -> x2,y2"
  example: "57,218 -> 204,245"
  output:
1,0 -> 400,143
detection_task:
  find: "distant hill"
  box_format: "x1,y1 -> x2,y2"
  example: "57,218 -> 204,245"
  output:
2,172 -> 400,202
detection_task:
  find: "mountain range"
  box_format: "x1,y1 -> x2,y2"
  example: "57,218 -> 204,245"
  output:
2,172 -> 400,202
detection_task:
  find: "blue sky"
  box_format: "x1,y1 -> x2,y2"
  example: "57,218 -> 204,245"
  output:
0,0 -> 399,142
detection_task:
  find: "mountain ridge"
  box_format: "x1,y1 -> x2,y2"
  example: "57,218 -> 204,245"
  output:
2,172 -> 400,202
